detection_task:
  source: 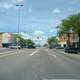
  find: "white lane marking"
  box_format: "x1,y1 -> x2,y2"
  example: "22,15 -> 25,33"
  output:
0,51 -> 16,55
29,49 -> 39,56
0,51 -> 17,58
47,50 -> 57,58
49,54 -> 57,58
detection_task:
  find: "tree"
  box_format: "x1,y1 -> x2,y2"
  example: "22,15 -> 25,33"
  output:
57,13 -> 80,48
26,39 -> 35,48
13,34 -> 21,44
57,19 -> 72,46
13,34 -> 27,47
13,34 -> 35,48
47,36 -> 57,45
68,13 -> 80,48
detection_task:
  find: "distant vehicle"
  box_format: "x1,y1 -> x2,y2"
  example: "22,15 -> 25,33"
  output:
64,47 -> 78,54
52,44 -> 64,49
55,46 -> 64,49
49,44 -> 56,49
27,45 -> 36,49
31,45 -> 36,48
49,45 -> 55,49
49,46 -> 53,49
9,45 -> 21,49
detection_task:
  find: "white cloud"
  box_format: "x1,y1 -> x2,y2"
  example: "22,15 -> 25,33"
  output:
13,0 -> 23,4
0,0 -> 24,9
20,32 -> 31,39
28,8 -> 32,13
0,2 -> 13,9
16,0 -> 23,3
50,29 -> 54,33
34,30 -> 45,36
52,8 -> 61,14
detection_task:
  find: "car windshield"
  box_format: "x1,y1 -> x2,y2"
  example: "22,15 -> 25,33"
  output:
0,0 -> 80,80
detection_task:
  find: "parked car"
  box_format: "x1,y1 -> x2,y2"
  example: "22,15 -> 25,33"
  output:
55,46 -> 64,49
9,45 -> 21,49
49,46 -> 53,49
27,45 -> 36,49
64,47 -> 78,54
49,45 -> 56,49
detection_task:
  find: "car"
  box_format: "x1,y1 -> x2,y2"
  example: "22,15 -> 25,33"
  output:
55,46 -> 64,49
49,45 -> 56,49
9,45 -> 21,49
49,46 -> 53,49
27,45 -> 36,49
64,47 -> 78,54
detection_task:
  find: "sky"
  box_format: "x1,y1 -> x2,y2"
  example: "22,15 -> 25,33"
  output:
0,0 -> 80,37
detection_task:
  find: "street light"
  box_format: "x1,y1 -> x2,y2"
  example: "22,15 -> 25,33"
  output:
16,4 -> 23,34
16,4 -> 23,47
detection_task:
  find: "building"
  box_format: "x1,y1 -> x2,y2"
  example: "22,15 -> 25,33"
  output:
0,32 -> 13,48
58,33 -> 79,48
0,33 -> 3,48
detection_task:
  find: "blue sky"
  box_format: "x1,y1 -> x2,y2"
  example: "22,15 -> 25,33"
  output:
0,0 -> 80,37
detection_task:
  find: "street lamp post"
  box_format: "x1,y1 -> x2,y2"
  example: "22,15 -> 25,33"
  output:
16,4 -> 23,34
16,4 -> 23,47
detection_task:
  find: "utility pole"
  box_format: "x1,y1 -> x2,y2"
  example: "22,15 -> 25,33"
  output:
16,4 -> 23,47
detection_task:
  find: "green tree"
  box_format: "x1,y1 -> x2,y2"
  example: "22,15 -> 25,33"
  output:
68,13 -> 80,48
47,36 -> 57,45
13,34 -> 21,44
57,13 -> 80,48
57,19 -> 72,46
13,34 -> 35,48
13,34 -> 27,47
26,39 -> 35,48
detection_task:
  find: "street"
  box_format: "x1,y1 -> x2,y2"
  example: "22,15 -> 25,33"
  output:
0,48 -> 16,54
0,48 -> 80,80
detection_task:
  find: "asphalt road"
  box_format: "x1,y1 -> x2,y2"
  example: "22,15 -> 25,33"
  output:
0,48 -> 15,54
0,48 -> 80,80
